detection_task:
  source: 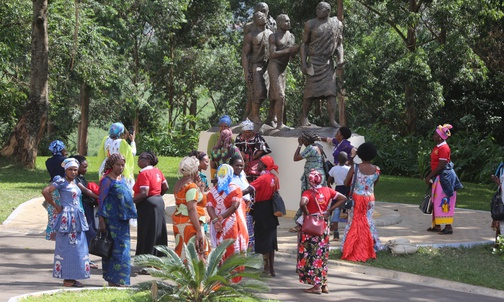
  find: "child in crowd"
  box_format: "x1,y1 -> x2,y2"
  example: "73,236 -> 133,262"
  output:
327,152 -> 350,240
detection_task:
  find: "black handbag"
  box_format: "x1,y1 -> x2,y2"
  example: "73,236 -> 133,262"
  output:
419,186 -> 433,214
491,188 -> 504,220
320,146 -> 334,180
89,232 -> 113,258
342,164 -> 359,209
272,191 -> 286,217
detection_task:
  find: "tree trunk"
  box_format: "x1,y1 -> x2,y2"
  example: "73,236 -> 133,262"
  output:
404,0 -> 418,133
77,82 -> 90,155
0,0 -> 49,168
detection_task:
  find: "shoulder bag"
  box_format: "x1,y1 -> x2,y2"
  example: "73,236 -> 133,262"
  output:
89,231 -> 113,258
319,145 -> 334,181
342,164 -> 358,209
272,190 -> 286,217
491,187 -> 504,221
301,194 -> 326,236
419,185 -> 433,214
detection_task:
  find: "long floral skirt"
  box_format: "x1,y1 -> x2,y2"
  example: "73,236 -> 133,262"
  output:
296,222 -> 329,287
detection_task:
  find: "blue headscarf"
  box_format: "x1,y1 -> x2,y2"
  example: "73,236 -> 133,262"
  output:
216,164 -> 234,195
219,115 -> 232,127
109,122 -> 125,138
48,140 -> 65,155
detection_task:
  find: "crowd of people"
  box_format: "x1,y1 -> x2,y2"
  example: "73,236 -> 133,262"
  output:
40,118 -> 477,293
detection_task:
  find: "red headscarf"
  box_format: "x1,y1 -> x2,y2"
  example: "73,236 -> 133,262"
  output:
260,155 -> 278,173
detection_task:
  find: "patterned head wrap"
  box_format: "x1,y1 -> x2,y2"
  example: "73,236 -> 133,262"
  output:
61,158 -> 79,170
216,164 -> 234,194
435,124 -> 453,140
48,140 -> 65,155
259,155 -> 278,173
241,118 -> 254,131
179,156 -> 199,177
141,151 -> 158,166
109,122 -> 125,138
219,115 -> 232,127
308,169 -> 323,190
104,153 -> 125,174
216,128 -> 233,148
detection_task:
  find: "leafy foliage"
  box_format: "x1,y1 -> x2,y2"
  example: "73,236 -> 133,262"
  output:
133,238 -> 269,301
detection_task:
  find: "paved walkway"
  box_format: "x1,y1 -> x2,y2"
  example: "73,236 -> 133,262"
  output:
1,196 -> 503,301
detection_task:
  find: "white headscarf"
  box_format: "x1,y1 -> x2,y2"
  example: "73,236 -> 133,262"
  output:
61,158 -> 79,170
241,118 -> 254,131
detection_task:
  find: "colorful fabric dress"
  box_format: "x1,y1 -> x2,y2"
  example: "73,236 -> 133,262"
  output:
207,184 -> 249,259
210,145 -> 241,173
172,183 -> 210,258
133,166 -> 168,256
231,171 -> 255,251
97,136 -> 135,189
297,187 -> 338,287
300,144 -> 326,191
50,176 -> 90,281
234,132 -> 271,180
98,176 -> 138,286
429,142 -> 462,226
249,171 -> 279,254
341,166 -> 382,262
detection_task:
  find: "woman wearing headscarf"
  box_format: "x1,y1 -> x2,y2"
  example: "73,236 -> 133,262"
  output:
207,164 -> 249,282
133,151 -> 169,260
207,115 -> 234,178
297,169 -> 346,294
209,128 -> 241,178
42,158 -> 90,287
424,124 -> 463,235
235,118 -> 272,182
172,156 -> 210,260
290,131 -> 326,233
98,153 -> 138,287
242,155 -> 280,277
97,122 -> 135,190
230,155 -> 255,251
44,140 -> 67,240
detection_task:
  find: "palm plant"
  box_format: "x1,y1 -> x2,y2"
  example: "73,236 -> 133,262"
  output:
133,238 -> 270,301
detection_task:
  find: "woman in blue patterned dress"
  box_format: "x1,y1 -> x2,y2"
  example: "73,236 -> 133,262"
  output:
42,158 -> 90,287
98,153 -> 138,287
44,140 -> 67,240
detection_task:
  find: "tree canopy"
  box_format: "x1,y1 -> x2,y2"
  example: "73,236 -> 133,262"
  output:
0,0 -> 503,165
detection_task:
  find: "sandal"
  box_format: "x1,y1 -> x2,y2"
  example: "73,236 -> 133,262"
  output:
439,228 -> 453,235
64,280 -> 84,288
137,269 -> 150,275
426,227 -> 441,232
289,226 -> 301,233
321,285 -> 329,294
303,286 -> 322,294
89,262 -> 99,269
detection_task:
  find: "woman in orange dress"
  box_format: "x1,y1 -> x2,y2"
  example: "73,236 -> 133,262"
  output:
172,156 -> 210,259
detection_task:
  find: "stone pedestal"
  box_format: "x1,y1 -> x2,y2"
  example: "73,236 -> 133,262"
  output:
198,125 -> 364,216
